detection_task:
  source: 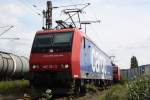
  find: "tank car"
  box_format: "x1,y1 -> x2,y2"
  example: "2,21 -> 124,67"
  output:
0,52 -> 29,80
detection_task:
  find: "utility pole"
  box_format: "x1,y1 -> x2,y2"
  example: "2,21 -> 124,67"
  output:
43,1 -> 52,29
81,20 -> 100,34
81,22 -> 91,34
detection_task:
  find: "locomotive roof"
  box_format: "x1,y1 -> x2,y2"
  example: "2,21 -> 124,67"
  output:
36,28 -> 76,34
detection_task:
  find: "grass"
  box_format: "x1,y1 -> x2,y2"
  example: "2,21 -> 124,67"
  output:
97,77 -> 129,100
0,75 -> 149,100
85,83 -> 97,92
0,80 -> 29,95
98,84 -> 128,100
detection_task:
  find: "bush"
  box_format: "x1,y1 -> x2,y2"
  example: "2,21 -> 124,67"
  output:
128,75 -> 150,100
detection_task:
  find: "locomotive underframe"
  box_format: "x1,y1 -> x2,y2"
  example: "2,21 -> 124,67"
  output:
30,71 -> 112,95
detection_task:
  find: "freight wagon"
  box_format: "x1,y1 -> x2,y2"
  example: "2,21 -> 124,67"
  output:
0,52 -> 29,80
120,64 -> 150,80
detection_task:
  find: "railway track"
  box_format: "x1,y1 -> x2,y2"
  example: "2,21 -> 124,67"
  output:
0,85 -> 105,100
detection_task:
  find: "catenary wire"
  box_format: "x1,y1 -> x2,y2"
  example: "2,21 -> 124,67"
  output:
17,0 -> 41,16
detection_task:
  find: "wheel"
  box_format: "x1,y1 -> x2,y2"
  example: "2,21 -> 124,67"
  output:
74,84 -> 81,95
74,80 -> 86,96
80,85 -> 86,95
74,80 -> 81,95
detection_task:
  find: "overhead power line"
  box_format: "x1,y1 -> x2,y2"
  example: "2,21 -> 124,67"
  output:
0,25 -> 14,37
17,0 -> 41,16
0,25 -> 11,28
0,38 -> 20,40
0,25 -> 20,40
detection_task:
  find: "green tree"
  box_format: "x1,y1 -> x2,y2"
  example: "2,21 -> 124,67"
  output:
130,56 -> 138,68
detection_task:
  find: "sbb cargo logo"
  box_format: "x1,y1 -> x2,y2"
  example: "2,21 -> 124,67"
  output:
91,49 -> 106,73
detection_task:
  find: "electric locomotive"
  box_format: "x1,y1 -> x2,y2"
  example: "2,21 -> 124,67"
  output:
113,65 -> 121,82
29,1 -> 113,95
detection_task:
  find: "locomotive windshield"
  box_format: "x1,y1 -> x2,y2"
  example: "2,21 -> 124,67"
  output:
32,32 -> 73,53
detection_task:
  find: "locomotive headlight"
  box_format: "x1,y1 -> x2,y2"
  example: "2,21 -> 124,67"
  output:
60,64 -> 69,69
65,64 -> 69,69
32,65 -> 36,69
32,65 -> 39,69
61,64 -> 65,69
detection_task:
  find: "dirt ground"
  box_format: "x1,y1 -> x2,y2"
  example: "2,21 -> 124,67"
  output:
0,91 -> 103,100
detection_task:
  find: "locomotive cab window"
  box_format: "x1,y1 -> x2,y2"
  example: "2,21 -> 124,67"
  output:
83,37 -> 85,48
32,32 -> 73,53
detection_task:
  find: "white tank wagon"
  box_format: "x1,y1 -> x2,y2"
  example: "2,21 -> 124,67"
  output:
0,52 -> 29,78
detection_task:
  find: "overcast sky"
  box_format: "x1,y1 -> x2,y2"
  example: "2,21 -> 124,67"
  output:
0,0 -> 150,69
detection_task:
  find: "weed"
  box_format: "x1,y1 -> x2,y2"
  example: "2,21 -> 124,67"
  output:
0,80 -> 29,94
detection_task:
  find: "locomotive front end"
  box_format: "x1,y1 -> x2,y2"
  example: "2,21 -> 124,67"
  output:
30,29 -> 74,78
